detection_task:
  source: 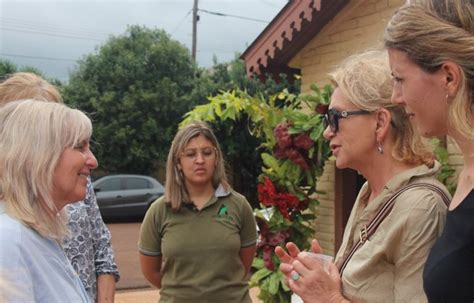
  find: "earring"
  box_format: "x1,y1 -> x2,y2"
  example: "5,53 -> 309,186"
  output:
377,142 -> 384,154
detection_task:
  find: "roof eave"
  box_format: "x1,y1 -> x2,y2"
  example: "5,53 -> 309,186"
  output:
241,0 -> 349,79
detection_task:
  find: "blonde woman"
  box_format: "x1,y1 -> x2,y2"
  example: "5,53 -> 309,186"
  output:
0,72 -> 119,303
139,122 -> 257,302
276,51 -> 450,302
0,72 -> 63,105
0,100 -> 96,302
385,0 -> 474,301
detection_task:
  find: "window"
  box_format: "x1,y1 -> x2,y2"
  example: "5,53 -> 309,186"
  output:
126,177 -> 151,190
99,178 -> 122,191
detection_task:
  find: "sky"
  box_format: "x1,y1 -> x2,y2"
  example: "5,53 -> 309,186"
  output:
0,0 -> 287,82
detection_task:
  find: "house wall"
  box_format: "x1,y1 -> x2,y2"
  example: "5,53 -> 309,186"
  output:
289,0 -> 405,256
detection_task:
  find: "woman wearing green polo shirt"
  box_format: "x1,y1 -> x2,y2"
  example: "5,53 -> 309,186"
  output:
139,121 -> 257,303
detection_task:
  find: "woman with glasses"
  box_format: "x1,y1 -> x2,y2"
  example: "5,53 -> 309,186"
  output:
385,1 -> 474,301
276,51 -> 450,302
138,121 -> 257,302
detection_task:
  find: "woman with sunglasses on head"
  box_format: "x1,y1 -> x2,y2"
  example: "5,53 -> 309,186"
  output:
275,51 -> 451,302
138,121 -> 257,302
385,1 -> 474,301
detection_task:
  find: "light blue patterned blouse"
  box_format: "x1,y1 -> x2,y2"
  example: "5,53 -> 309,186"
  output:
62,178 -> 120,302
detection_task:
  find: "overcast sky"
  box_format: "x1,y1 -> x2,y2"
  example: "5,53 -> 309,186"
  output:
0,0 -> 287,82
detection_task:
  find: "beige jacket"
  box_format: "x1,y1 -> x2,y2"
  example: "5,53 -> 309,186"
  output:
334,163 -> 450,303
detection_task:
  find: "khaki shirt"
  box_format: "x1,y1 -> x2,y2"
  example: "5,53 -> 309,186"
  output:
334,163 -> 450,303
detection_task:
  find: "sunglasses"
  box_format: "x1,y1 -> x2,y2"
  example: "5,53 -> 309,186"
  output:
323,108 -> 371,133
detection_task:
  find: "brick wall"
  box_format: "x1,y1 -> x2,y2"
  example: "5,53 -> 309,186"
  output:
289,0 -> 404,255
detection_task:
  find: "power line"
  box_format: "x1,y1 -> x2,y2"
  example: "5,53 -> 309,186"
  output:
0,53 -> 77,62
1,18 -> 110,39
171,9 -> 193,35
198,9 -> 269,23
0,27 -> 104,42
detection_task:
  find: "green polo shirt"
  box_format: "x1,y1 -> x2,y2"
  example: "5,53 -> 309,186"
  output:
139,185 -> 257,303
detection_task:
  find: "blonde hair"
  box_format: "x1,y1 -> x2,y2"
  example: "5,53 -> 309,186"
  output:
385,0 -> 474,139
0,72 -> 63,106
165,121 -> 229,211
329,50 -> 434,166
0,100 -> 92,239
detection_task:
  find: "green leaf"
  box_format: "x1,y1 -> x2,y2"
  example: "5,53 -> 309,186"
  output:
250,267 -> 274,283
268,272 -> 281,295
252,257 -> 264,269
261,153 -> 283,176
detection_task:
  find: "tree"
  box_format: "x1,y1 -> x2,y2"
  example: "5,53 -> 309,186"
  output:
0,59 -> 51,80
0,59 -> 17,76
63,25 -> 197,176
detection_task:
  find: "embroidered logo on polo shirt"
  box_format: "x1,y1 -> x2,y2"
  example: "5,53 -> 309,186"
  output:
214,204 -> 236,226
217,205 -> 228,216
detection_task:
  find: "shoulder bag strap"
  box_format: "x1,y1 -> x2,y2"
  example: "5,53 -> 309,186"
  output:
338,183 -> 450,276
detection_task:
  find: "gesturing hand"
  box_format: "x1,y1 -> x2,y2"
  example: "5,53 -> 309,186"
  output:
275,240 -> 348,303
274,239 -> 323,283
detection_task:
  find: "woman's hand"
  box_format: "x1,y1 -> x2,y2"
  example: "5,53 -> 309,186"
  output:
275,239 -> 323,263
288,251 -> 347,303
276,240 -> 348,303
275,239 -> 324,281
275,242 -> 300,264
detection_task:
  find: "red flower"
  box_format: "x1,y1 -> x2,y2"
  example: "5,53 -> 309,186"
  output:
257,177 -> 277,207
296,198 -> 309,211
277,202 -> 290,219
259,230 -> 291,270
279,193 -> 300,209
285,148 -> 310,170
272,145 -> 287,159
262,245 -> 274,270
274,123 -> 293,149
294,132 -> 314,150
258,177 -> 303,219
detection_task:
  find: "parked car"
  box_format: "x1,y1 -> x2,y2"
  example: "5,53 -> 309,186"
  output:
92,174 -> 164,220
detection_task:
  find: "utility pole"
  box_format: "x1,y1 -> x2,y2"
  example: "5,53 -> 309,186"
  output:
192,0 -> 198,61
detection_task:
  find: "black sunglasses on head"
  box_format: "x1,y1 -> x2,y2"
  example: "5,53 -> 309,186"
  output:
323,108 -> 371,133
